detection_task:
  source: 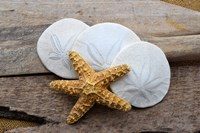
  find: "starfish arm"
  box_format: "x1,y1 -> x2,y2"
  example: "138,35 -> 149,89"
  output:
69,51 -> 95,80
95,88 -> 132,112
50,80 -> 83,95
96,64 -> 130,86
67,94 -> 95,124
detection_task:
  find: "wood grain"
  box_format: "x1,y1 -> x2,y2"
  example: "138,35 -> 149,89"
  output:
0,65 -> 200,133
1,0 -> 200,36
1,26 -> 200,76
0,0 -> 200,76
145,35 -> 200,62
1,1 -> 200,132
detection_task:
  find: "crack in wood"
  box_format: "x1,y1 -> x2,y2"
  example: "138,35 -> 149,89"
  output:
0,106 -> 50,133
0,106 -> 47,124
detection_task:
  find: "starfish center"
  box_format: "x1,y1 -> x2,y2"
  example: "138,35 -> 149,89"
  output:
82,80 -> 96,95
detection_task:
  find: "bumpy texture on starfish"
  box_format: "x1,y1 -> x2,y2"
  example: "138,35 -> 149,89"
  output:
50,51 -> 132,124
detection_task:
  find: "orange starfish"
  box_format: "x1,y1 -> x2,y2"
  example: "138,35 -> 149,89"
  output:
50,51 -> 131,124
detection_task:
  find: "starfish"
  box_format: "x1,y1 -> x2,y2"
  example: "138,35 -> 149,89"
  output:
50,51 -> 132,124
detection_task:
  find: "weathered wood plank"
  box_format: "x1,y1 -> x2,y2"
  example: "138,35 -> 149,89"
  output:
1,65 -> 200,132
0,23 -> 200,76
145,35 -> 200,62
0,0 -> 200,36
0,40 -> 48,76
1,0 -> 200,76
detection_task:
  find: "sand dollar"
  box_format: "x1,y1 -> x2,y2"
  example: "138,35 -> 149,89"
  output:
111,41 -> 171,108
37,18 -> 89,79
72,23 -> 140,71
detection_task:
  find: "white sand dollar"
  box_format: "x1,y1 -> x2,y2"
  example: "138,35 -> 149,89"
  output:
111,41 -> 171,108
72,23 -> 140,71
37,18 -> 89,79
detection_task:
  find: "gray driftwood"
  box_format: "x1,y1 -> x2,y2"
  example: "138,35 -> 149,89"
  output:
0,0 -> 200,132
1,0 -> 200,76
0,65 -> 199,133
